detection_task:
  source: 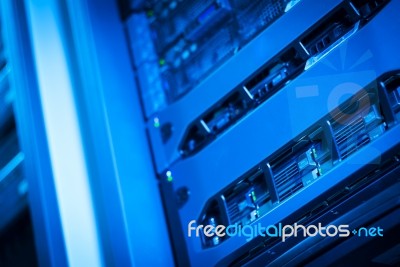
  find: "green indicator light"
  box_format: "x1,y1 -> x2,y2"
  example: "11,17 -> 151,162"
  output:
159,59 -> 166,66
153,117 -> 160,128
251,191 -> 257,202
166,170 -> 173,182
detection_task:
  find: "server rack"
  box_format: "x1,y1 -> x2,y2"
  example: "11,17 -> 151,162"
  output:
0,0 -> 399,266
123,0 -> 400,265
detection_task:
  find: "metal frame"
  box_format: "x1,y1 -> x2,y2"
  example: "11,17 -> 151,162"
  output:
2,0 -> 174,266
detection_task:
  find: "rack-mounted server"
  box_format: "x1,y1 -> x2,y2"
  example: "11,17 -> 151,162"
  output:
120,0 -> 400,265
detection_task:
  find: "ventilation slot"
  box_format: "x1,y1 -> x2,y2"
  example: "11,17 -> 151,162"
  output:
330,93 -> 385,161
333,116 -> 370,159
273,161 -> 303,202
